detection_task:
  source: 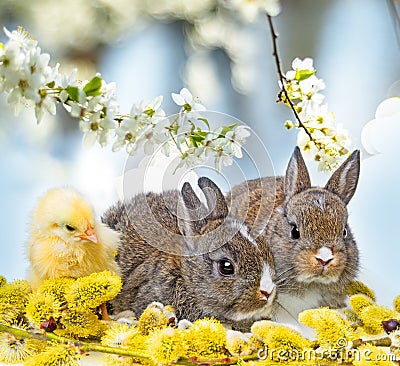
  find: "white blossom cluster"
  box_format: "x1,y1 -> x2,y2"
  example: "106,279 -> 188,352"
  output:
170,88 -> 250,171
281,58 -> 352,171
0,27 -> 58,121
0,28 -> 250,171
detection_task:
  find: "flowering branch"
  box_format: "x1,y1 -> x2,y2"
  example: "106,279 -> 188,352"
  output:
0,27 -> 250,171
0,322 -> 394,365
266,15 -> 313,142
0,323 -> 152,360
266,16 -> 352,171
0,322 -> 257,365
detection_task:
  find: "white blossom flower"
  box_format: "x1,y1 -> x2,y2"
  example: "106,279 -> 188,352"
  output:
67,90 -> 86,117
112,96 -> 167,155
217,136 -> 243,159
127,126 -> 154,155
35,94 -> 57,123
112,117 -> 135,153
297,129 -> 318,160
143,95 -> 165,120
3,27 -> 37,49
215,150 -> 234,170
225,125 -> 251,146
79,115 -> 111,148
286,57 -> 315,81
292,57 -> 314,72
299,75 -> 325,94
171,88 -> 206,118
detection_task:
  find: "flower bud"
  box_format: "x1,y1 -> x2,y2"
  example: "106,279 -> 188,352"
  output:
40,316 -> 57,332
382,319 -> 400,334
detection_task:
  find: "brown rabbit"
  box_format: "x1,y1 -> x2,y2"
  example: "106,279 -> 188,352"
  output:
227,147 -> 360,324
102,177 -> 276,331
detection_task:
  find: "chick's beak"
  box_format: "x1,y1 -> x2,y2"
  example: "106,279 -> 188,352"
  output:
79,226 -> 98,244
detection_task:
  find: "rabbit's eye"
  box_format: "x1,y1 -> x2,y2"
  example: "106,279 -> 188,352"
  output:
217,259 -> 235,277
343,228 -> 348,239
290,224 -> 300,240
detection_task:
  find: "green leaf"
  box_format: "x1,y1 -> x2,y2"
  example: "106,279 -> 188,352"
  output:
197,117 -> 210,130
190,137 -> 199,147
195,129 -> 208,138
83,76 -> 102,97
191,130 -> 207,144
294,69 -> 316,81
188,120 -> 196,130
66,86 -> 80,102
219,123 -> 237,138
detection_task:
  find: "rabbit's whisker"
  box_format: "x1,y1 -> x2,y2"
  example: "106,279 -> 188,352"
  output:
273,301 -> 300,325
275,276 -> 295,286
275,275 -> 297,286
275,266 -> 295,280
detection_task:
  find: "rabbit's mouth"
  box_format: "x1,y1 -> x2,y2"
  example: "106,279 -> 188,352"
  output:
295,247 -> 346,284
228,286 -> 277,322
295,265 -> 343,284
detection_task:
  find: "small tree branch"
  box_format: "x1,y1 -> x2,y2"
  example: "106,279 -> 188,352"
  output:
266,14 -> 314,143
0,323 -> 151,361
0,324 -> 47,342
351,337 -> 392,348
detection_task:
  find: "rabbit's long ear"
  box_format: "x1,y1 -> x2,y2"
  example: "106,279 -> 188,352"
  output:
325,150 -> 360,205
284,146 -> 311,200
198,177 -> 229,220
178,182 -> 207,236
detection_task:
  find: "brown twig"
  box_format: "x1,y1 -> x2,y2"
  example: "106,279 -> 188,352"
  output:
266,14 -> 314,143
351,337 -> 392,348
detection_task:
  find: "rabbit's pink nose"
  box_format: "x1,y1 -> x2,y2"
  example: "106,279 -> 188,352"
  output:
260,290 -> 271,299
315,247 -> 334,267
315,257 -> 333,267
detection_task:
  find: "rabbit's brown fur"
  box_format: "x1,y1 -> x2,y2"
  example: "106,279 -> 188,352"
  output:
102,177 -> 276,331
227,147 -> 360,322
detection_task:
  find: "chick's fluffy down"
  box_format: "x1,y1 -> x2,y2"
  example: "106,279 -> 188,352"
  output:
27,188 -> 120,288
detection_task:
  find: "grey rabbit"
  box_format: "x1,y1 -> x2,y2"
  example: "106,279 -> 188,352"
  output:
227,147 -> 360,324
102,176 -> 276,331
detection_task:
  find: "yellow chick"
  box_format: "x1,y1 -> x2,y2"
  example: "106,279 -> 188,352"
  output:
27,187 -> 120,289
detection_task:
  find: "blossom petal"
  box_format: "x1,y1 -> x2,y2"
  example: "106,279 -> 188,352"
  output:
171,92 -> 185,106
83,130 -> 97,148
180,88 -> 193,103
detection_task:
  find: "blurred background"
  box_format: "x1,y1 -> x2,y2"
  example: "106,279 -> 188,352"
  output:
0,0 -> 399,307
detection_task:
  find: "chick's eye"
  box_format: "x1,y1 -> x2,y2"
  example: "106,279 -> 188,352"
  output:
65,224 -> 76,232
290,224 -> 300,240
343,227 -> 348,239
217,259 -> 235,277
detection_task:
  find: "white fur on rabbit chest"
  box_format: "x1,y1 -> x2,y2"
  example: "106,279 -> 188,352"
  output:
273,290 -> 322,338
